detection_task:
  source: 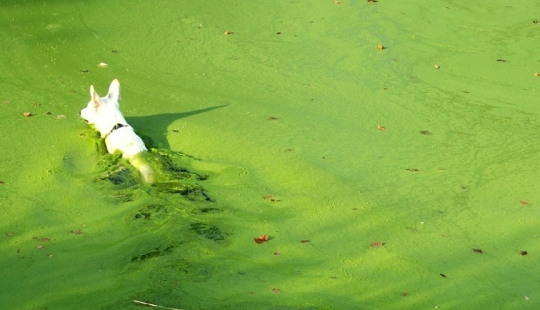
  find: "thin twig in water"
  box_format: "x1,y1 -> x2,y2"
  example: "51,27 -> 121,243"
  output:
133,300 -> 184,310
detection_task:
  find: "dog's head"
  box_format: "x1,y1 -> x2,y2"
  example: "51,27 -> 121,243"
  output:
80,79 -> 127,134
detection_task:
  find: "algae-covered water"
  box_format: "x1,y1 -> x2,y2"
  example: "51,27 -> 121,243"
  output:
2,1 -> 540,309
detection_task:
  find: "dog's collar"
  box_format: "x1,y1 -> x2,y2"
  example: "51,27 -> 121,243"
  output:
103,123 -> 129,139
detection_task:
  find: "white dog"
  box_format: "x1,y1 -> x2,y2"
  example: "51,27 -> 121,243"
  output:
80,79 -> 155,183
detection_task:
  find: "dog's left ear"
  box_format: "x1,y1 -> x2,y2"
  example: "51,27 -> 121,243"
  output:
90,85 -> 102,111
107,79 -> 121,104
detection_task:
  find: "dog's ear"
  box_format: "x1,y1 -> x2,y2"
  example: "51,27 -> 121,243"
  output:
90,85 -> 102,111
107,79 -> 121,104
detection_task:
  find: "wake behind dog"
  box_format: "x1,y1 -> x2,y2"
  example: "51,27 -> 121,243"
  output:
80,79 -> 155,183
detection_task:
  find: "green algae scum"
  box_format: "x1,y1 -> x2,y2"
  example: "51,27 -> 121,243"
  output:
2,1 -> 540,309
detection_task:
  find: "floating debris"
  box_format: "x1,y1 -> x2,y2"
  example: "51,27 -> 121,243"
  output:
254,235 -> 269,244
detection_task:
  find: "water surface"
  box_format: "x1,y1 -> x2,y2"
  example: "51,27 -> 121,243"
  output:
1,1 -> 540,309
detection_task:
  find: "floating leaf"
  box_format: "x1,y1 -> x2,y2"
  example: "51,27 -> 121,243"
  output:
254,235 -> 269,244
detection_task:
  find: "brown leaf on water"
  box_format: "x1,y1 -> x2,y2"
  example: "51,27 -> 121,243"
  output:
254,235 -> 269,244
263,194 -> 281,202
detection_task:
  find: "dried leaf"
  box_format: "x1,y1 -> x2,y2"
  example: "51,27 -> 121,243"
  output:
254,235 -> 269,244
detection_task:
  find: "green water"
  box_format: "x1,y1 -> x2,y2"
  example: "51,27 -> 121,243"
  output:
2,1 -> 540,309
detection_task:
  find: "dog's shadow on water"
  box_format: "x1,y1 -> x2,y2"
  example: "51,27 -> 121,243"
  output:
125,104 -> 228,150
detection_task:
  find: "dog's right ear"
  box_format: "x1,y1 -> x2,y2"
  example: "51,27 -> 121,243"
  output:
107,79 -> 121,104
90,85 -> 102,111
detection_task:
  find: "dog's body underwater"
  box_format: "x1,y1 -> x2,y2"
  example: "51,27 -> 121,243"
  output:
80,79 -> 155,183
